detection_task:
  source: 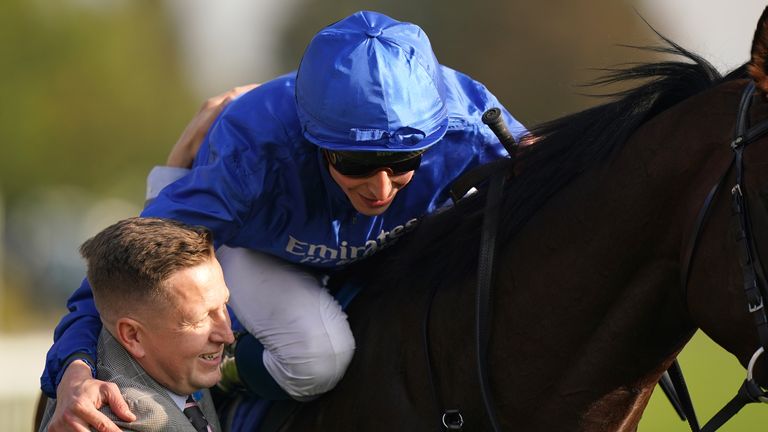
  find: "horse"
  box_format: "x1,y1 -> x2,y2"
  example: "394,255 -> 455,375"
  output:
242,9 -> 768,432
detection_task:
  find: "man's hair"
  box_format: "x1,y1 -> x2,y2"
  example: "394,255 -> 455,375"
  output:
79,217 -> 214,323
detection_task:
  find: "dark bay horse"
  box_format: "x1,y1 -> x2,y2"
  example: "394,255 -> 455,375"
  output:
250,13 -> 768,432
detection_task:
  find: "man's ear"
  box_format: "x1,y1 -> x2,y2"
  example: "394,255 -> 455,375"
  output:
115,317 -> 147,359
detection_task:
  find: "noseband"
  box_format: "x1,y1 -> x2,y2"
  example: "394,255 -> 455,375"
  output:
680,80 -> 768,431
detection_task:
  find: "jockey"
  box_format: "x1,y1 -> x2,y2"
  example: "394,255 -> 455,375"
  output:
41,10 -> 527,429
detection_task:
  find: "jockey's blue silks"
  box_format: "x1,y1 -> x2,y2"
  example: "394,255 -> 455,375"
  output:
139,67 -> 522,268
41,10 -> 527,398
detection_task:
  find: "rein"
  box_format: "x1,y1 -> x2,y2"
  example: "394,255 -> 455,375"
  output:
678,81 -> 768,431
423,110 -> 516,431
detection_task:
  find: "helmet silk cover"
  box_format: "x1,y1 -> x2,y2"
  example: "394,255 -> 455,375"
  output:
296,11 -> 449,152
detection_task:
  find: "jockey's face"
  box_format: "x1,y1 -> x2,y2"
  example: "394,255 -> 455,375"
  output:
127,258 -> 235,396
328,163 -> 414,216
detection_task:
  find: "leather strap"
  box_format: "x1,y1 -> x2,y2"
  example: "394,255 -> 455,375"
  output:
474,172 -> 506,432
424,172 -> 506,432
700,379 -> 767,432
667,360 -> 701,431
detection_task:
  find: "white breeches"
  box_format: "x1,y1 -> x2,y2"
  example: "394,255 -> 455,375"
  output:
215,246 -> 356,399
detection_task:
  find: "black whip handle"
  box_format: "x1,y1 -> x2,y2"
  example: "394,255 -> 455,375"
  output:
482,108 -> 518,156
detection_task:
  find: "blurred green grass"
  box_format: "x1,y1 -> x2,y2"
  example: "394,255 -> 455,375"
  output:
639,331 -> 768,430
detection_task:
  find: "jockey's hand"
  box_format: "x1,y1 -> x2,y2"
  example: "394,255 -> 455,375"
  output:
47,360 -> 134,432
166,84 -> 261,168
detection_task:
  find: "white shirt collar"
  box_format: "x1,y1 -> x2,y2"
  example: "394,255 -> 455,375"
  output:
165,390 -> 188,411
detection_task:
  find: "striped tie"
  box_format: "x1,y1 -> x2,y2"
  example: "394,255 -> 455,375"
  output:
183,395 -> 213,432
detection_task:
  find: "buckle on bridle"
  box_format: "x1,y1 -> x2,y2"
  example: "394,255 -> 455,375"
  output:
746,347 -> 768,403
731,136 -> 745,149
731,184 -> 743,197
749,297 -> 765,313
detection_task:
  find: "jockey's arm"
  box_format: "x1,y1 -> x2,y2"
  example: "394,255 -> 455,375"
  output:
40,85 -> 257,431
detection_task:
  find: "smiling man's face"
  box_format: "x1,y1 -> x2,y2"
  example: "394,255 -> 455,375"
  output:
133,258 -> 234,396
328,164 -> 415,216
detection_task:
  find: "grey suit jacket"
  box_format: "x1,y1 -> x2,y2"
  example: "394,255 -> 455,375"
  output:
39,329 -> 221,432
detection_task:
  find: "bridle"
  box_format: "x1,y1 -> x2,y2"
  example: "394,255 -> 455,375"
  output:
677,80 -> 768,431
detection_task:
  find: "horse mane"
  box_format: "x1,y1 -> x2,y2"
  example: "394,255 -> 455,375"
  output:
344,39 -> 745,291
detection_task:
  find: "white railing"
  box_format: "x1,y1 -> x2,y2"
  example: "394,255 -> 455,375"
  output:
0,394 -> 37,432
0,332 -> 50,432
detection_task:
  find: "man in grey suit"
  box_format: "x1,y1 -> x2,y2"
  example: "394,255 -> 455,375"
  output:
40,217 -> 235,431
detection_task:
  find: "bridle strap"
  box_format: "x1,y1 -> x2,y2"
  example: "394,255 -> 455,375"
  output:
680,81 -> 761,294
730,82 -> 768,368
680,164 -> 732,300
700,378 -> 768,432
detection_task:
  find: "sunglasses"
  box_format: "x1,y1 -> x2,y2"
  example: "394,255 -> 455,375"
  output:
323,150 -> 423,178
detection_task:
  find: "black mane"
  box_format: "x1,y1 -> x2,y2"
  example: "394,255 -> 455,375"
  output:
344,41 -> 741,291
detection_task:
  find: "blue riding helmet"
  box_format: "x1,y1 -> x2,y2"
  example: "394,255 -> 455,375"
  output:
296,11 -> 449,153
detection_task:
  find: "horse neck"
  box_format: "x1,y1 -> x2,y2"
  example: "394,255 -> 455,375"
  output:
484,81 -> 745,430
